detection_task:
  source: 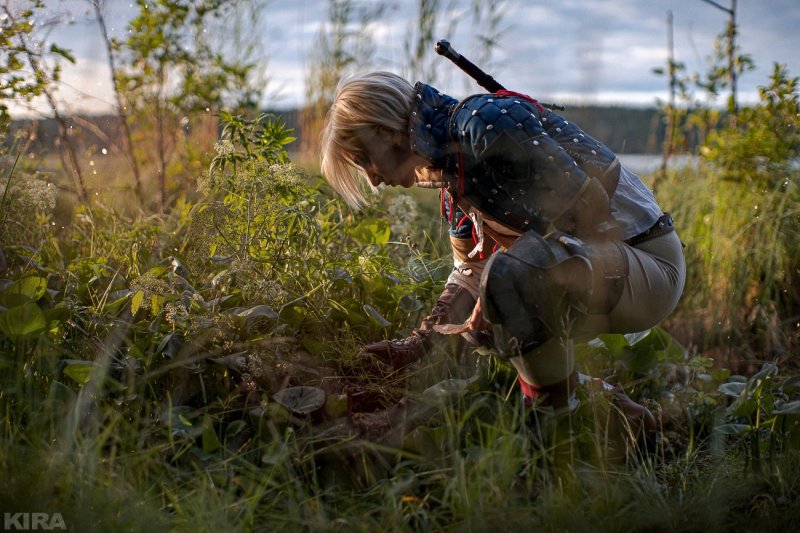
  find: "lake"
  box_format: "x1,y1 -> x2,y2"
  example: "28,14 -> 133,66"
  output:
617,154 -> 698,177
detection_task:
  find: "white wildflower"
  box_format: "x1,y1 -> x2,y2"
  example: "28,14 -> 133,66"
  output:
214,139 -> 234,156
387,194 -> 418,237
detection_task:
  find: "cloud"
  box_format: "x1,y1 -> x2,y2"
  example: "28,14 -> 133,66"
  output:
11,0 -> 800,116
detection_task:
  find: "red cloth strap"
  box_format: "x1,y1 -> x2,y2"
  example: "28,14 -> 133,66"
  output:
495,89 -> 546,113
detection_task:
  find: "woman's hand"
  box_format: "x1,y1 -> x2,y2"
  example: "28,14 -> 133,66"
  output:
468,297 -> 489,331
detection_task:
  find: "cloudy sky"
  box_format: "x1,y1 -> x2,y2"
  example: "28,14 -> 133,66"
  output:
10,0 -> 800,116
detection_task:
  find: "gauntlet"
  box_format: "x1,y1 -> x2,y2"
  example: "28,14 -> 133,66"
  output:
361,283 -> 476,369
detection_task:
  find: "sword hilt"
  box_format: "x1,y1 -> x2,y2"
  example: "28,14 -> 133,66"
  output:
435,39 -> 505,93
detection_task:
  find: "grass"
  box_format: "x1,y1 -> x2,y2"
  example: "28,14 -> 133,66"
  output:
3,100 -> 800,531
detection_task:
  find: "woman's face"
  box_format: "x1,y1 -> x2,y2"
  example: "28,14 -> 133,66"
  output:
353,128 -> 427,188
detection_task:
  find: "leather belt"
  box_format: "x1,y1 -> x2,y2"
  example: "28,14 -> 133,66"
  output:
625,213 -> 675,246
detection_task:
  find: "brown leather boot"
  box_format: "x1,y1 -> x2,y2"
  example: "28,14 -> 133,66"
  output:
361,284 -> 476,369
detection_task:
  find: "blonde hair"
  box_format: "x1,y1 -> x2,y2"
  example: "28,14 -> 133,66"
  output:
320,71 -> 415,208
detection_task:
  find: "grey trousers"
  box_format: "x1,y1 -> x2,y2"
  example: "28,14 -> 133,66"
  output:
510,230 -> 686,386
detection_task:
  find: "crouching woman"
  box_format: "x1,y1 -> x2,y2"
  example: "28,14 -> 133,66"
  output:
320,71 -> 685,441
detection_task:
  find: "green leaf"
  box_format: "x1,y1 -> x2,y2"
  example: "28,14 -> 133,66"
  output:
622,344 -> 658,376
363,304 -> 391,327
48,381 -> 77,405
719,382 -> 747,397
301,337 -> 332,356
399,294 -> 425,313
104,291 -> 133,314
63,359 -> 96,385
150,294 -> 165,314
50,43 -> 75,63
773,400 -> 800,415
131,290 -> 145,314
202,416 -> 222,454
234,304 -> 278,329
623,329 -> 651,346
351,217 -> 390,245
751,362 -> 779,383
161,406 -> 199,438
714,423 -> 752,435
0,275 -> 47,307
596,333 -> 628,354
323,393 -> 348,419
0,302 -> 46,338
273,386 -> 325,415
225,420 -> 247,438
156,332 -> 185,359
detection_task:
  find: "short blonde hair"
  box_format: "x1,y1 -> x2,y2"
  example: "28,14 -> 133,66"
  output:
320,71 -> 415,208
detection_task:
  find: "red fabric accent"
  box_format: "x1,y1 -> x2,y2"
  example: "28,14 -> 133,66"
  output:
456,147 -> 465,196
446,192 -> 454,223
492,242 -> 500,253
517,375 -> 542,400
440,188 -> 446,218
456,214 -> 469,228
495,89 -> 546,113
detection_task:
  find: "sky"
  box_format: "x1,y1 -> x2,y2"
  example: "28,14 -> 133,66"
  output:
8,0 -> 800,117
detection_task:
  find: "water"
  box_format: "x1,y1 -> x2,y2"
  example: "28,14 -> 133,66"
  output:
618,154 -> 697,177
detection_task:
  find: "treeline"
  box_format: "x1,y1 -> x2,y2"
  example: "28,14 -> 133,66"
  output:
10,104 -> 677,158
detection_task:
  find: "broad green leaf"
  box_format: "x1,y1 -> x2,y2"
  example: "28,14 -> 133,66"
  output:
156,332 -> 184,359
597,333 -> 629,354
344,303 -> 368,327
351,217 -> 390,245
423,376 -> 479,402
235,304 -> 278,321
161,406 -> 199,437
399,294 -> 425,313
301,337 -> 332,356
104,291 -> 132,314
332,269 -> 352,284
773,400 -> 800,415
145,265 -> 169,278
363,304 -> 391,327
202,416 -> 222,454
622,344 -> 658,376
0,276 -> 47,307
323,393 -> 348,419
43,304 -> 70,328
714,423 -> 752,435
273,386 -> 325,415
131,290 -> 145,314
719,382 -> 747,397
0,302 -> 46,338
225,420 -> 247,438
48,381 -> 77,405
623,329 -> 651,346
751,362 -> 779,383
63,359 -> 95,385
150,294 -> 165,314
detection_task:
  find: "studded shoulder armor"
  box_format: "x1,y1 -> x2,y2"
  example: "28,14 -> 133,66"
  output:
449,94 -> 619,236
408,83 -> 621,237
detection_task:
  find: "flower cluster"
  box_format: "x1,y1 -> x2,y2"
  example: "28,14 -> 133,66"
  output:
387,194 -> 418,238
164,302 -> 189,328
0,173 -> 58,213
0,173 -> 59,243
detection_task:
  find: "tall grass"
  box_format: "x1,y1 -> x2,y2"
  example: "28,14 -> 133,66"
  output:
649,64 -> 800,369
